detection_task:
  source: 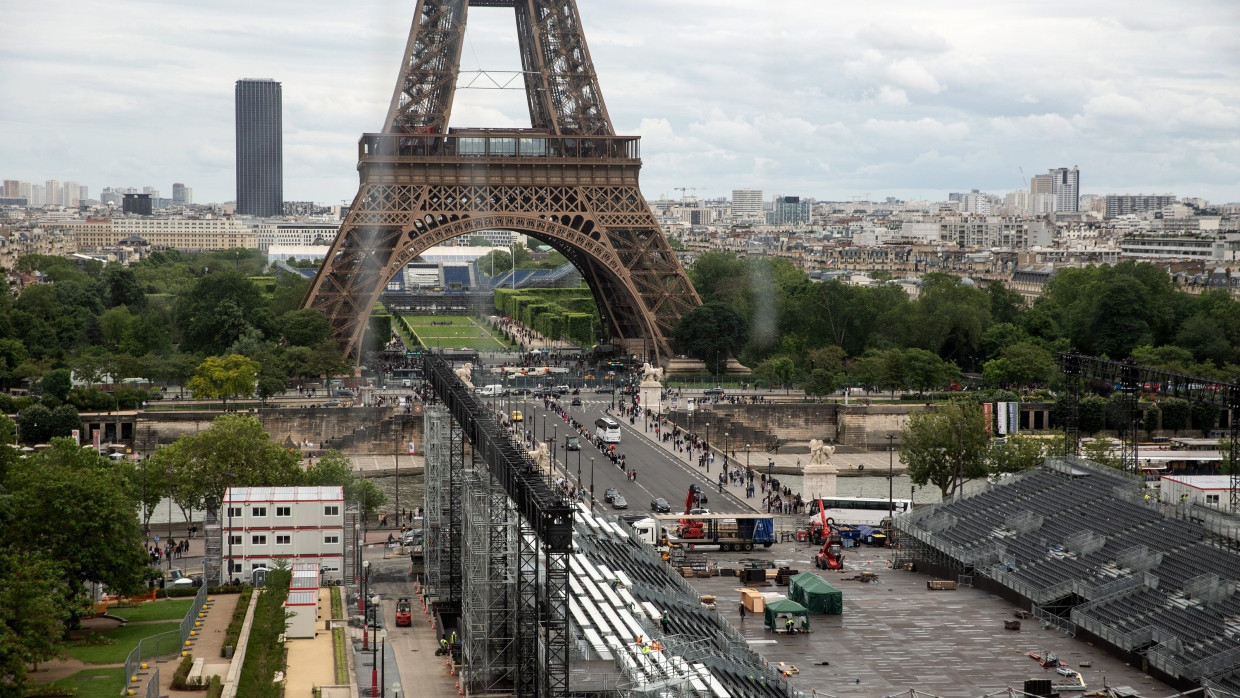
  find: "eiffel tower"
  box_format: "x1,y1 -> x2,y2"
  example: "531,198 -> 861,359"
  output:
304,0 -> 701,365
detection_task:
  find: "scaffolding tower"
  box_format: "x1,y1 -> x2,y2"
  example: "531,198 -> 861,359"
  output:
424,406 -> 450,600
462,465 -> 518,693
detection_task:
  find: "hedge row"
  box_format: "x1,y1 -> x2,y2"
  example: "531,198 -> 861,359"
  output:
220,587 -> 255,658
235,569 -> 292,698
494,288 -> 601,345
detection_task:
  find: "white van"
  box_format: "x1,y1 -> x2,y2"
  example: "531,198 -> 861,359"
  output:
477,384 -> 505,397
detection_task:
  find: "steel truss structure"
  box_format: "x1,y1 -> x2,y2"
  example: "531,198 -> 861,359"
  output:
423,406 -> 450,599
303,0 -> 700,366
424,353 -> 574,696
462,468 -> 518,692
1059,352 -> 1240,511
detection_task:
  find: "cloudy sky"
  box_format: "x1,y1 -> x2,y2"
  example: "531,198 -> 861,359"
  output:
3,0 -> 1239,205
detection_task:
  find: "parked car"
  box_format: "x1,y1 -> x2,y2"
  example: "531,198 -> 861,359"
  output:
611,495 -> 628,509
604,487 -> 620,503
594,386 -> 615,394
703,387 -> 724,396
650,497 -> 671,513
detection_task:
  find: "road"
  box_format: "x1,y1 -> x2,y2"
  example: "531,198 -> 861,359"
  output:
478,388 -> 755,517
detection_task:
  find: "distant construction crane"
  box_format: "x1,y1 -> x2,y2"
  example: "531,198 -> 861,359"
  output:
674,186 -> 697,203
1018,166 -> 1028,188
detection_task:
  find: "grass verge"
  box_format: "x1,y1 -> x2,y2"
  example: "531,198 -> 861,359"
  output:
107,598 -> 194,622
63,622 -> 180,665
332,626 -> 348,684
27,666 -> 126,698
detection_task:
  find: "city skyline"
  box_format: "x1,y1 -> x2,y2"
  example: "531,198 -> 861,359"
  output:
2,0 -> 1238,206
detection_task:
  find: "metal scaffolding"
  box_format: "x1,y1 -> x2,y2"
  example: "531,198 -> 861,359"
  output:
447,412 -> 465,610
462,465 -> 518,693
423,406 -> 450,599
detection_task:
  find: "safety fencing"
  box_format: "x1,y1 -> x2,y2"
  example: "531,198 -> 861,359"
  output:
122,584 -> 210,694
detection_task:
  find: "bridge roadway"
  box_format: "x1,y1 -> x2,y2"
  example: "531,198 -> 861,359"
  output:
478,390 -> 759,518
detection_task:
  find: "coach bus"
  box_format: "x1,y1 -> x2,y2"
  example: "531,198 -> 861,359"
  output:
595,417 -> 621,444
806,496 -> 912,527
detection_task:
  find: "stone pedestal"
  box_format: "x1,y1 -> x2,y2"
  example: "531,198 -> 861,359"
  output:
639,380 -> 663,415
801,462 -> 839,501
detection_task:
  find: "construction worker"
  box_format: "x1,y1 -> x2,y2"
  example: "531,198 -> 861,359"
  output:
785,617 -> 795,634
450,630 -> 458,646
661,614 -> 671,633
439,637 -> 448,654
642,644 -> 651,655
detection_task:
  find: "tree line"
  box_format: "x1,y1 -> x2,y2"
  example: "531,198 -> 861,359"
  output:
2,250 -> 350,442
673,253 -> 1240,392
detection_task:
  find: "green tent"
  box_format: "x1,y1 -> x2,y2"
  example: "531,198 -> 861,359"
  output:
788,572 -> 843,615
763,597 -> 810,632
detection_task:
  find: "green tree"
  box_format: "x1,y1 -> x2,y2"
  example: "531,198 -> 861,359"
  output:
0,549 -> 71,692
1159,397 -> 1191,436
280,309 -> 332,348
101,264 -> 146,311
988,433 -> 1048,477
753,356 -> 796,388
998,342 -> 1055,386
16,403 -> 53,443
173,272 -> 273,355
902,348 -> 954,394
806,345 -> 847,374
982,358 -> 1015,388
1081,436 -> 1122,469
476,249 -> 513,276
1191,402 -> 1219,437
40,368 -> 73,402
187,354 -> 260,409
151,414 -> 304,517
672,302 -> 748,377
899,401 -> 991,499
804,369 -> 840,397
1079,395 -> 1107,435
48,404 -> 84,440
987,282 -> 1026,325
6,439 -> 151,613
303,451 -> 388,514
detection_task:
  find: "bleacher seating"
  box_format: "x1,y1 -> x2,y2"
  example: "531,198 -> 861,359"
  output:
565,511 -> 796,697
898,458 -> 1240,687
442,265 -> 472,287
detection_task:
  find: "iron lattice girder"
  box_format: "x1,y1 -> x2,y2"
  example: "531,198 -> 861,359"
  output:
307,182 -> 698,362
1058,351 -> 1240,511
303,0 -> 702,364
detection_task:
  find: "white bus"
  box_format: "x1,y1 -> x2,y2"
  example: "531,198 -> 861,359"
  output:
595,417 -> 621,444
806,497 -> 912,527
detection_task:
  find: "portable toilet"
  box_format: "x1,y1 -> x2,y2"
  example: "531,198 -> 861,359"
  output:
252,567 -> 270,588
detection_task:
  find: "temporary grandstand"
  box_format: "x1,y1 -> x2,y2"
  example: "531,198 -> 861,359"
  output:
569,503 -> 795,696
895,457 -> 1240,692
481,262 -> 581,290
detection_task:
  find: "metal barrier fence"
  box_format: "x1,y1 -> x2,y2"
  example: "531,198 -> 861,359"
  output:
122,585 -> 210,692
121,630 -> 182,693
179,584 -> 209,643
141,666 -> 160,698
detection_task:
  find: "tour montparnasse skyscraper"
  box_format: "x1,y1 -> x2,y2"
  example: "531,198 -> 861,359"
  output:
235,78 -> 283,217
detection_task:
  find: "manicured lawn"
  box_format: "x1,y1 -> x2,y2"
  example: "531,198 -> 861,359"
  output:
402,315 -> 513,351
64,621 -> 181,664
33,667 -> 128,698
108,598 -> 193,622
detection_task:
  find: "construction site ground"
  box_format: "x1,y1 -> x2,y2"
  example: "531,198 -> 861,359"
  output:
680,542 -> 1177,698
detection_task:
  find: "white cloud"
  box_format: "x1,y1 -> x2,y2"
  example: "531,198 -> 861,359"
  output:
0,0 -> 1237,203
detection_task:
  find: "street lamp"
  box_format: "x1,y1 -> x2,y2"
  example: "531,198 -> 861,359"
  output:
590,457 -> 595,510
226,482 -> 235,585
362,560 -> 369,629
166,466 -> 174,569
370,596 -> 381,697
886,433 -> 897,537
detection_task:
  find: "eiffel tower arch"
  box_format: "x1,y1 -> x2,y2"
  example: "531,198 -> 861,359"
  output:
304,0 -> 701,366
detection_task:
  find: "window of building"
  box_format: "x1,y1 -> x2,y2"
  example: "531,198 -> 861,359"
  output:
229,561 -> 243,573
324,505 -> 340,516
227,506 -> 241,518
276,506 -> 291,517
251,506 -> 267,517
276,534 -> 291,545
324,535 -> 339,544
251,535 -> 267,545
1206,494 -> 1220,505
229,534 -> 242,545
